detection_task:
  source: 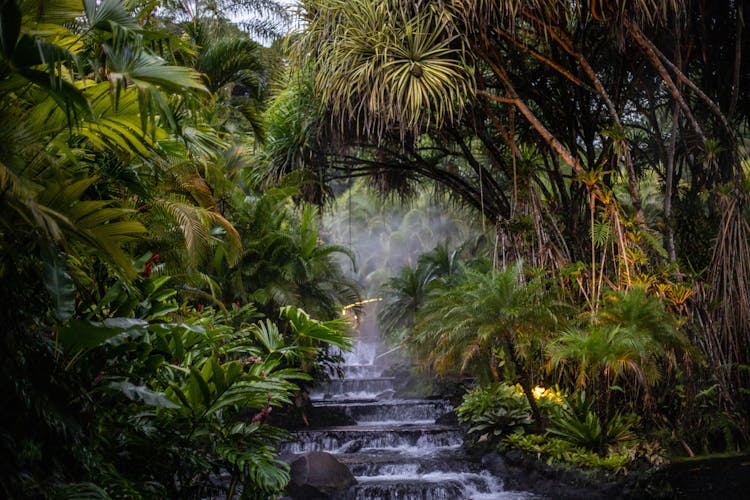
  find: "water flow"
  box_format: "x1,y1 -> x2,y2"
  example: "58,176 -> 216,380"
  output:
284,324 -> 537,499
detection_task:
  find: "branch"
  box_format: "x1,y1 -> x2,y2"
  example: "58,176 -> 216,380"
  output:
633,21 -> 735,144
476,38 -> 587,180
495,27 -> 592,90
477,89 -> 517,105
625,20 -> 708,146
544,24 -> 644,220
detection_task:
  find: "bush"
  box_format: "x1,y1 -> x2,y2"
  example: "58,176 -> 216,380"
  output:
502,433 -> 630,473
547,391 -> 636,454
457,383 -> 534,438
3,269 -> 353,499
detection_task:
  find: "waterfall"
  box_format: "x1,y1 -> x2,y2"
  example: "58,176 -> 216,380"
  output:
281,318 -> 539,499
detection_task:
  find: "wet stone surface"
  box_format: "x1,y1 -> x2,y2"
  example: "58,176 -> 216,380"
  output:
280,333 -> 539,500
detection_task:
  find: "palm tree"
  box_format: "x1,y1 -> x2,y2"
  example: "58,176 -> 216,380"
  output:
378,261 -> 439,342
412,263 -> 559,425
0,0 -> 208,288
377,242 -> 463,342
546,287 -> 688,417
0,1 -> 260,495
182,17 -> 271,141
226,188 -> 359,320
160,0 -> 290,40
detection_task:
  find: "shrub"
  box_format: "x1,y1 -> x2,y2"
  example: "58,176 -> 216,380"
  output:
502,433 -> 630,473
457,383 -> 534,438
547,391 -> 636,454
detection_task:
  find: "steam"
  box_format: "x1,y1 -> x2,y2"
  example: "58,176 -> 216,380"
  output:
321,182 -> 478,296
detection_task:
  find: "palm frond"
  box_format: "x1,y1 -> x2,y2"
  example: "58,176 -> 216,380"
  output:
296,0 -> 475,141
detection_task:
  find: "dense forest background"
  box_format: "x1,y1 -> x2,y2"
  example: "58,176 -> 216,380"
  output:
1,0 -> 749,498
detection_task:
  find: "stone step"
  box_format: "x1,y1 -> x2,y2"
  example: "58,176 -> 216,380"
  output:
346,474 -> 532,500
280,424 -> 463,454
340,364 -> 384,378
309,377 -> 396,401
312,398 -> 453,425
336,448 -> 479,477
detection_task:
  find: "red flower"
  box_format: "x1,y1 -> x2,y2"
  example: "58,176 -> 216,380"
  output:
243,355 -> 262,365
197,303 -> 203,312
141,253 -> 161,278
251,405 -> 272,424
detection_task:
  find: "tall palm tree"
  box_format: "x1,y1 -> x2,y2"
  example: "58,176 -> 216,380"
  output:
160,0 -> 290,40
377,242 -> 463,342
181,17 -> 271,141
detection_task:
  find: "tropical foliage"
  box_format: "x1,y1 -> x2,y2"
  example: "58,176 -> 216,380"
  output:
0,0 -> 361,497
4,0 -> 750,493
457,383 -> 537,439
266,0 -> 750,455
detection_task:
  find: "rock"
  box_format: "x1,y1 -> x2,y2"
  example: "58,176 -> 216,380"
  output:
435,410 -> 459,426
267,398 -> 356,430
481,450 -> 625,499
481,452 -> 510,477
650,453 -> 750,499
287,451 -> 357,499
308,405 -> 357,427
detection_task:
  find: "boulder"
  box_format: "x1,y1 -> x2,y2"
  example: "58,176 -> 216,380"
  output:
435,410 -> 459,426
287,451 -> 357,499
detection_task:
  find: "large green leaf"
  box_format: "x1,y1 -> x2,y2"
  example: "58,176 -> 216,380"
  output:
42,247 -> 75,321
54,482 -> 111,500
23,0 -> 85,27
108,380 -> 179,409
84,0 -> 139,31
281,305 -> 353,350
59,317 -> 148,353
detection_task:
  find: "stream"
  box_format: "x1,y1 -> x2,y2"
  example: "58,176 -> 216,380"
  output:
281,327 -> 539,499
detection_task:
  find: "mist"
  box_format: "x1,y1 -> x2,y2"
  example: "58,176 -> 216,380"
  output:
321,181 -> 483,298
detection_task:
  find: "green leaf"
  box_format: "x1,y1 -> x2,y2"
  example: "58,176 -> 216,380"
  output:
167,383 -> 192,411
17,66 -> 92,121
211,357 -> 226,394
252,319 -> 284,353
281,305 -> 353,350
42,247 -> 75,321
190,366 -> 213,408
84,0 -> 139,31
59,318 -> 147,352
146,303 -> 178,320
54,482 -> 112,500
108,380 -> 179,409
144,275 -> 172,295
99,279 -> 125,307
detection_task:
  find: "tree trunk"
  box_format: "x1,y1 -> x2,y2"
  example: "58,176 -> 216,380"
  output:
502,336 -> 543,430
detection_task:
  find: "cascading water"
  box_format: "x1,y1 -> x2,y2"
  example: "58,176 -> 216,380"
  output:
281,325 -> 538,499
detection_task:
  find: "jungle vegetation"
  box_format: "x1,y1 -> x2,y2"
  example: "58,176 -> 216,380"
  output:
271,0 -> 750,466
2,0 -> 750,497
0,0 -> 354,497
